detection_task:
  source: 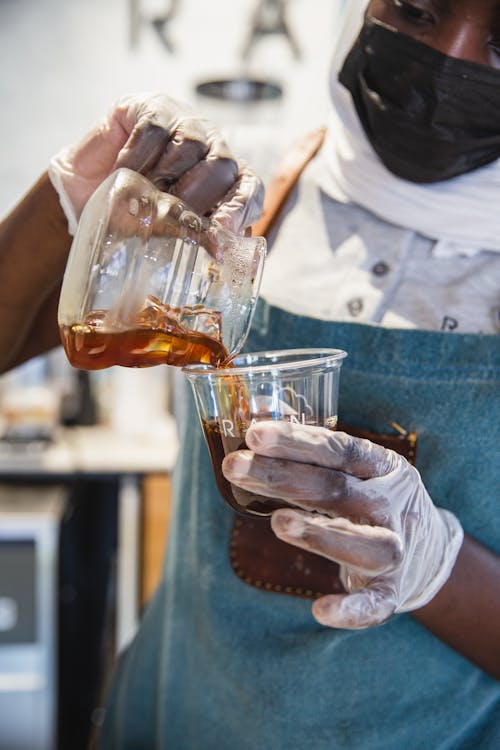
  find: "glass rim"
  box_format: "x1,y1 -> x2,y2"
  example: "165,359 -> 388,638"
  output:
183,347 -> 347,379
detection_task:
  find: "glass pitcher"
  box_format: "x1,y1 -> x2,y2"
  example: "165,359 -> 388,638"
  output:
58,168 -> 266,370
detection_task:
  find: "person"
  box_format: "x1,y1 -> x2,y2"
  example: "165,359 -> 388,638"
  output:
0,3 -> 498,749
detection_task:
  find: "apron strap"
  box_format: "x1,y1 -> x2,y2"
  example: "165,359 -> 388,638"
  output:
251,127 -> 327,238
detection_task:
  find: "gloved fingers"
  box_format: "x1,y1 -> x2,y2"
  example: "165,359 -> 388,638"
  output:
113,112 -> 240,217
271,509 -> 403,574
162,122 -> 239,215
55,90 -> 261,236
245,421 -> 400,478
48,115 -> 130,228
211,161 -> 265,234
113,113 -> 212,178
66,116 -> 130,180
169,155 -> 239,217
311,585 -> 397,629
230,484 -> 286,513
107,92 -> 183,173
112,122 -> 176,175
147,135 -> 209,189
222,449 -> 388,523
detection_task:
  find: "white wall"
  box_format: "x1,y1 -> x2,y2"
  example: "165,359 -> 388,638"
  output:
0,0 -> 342,214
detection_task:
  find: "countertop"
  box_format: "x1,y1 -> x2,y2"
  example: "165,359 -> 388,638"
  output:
0,419 -> 179,477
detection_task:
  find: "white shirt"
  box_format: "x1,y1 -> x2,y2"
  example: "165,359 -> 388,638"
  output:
257,150 -> 500,335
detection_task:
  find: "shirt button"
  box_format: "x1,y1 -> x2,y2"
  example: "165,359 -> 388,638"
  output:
372,261 -> 390,276
347,298 -> 364,317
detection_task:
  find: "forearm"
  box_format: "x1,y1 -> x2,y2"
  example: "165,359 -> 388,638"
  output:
413,533 -> 500,680
0,172 -> 71,372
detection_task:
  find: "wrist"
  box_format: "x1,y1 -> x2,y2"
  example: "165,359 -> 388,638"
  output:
48,149 -> 80,235
397,507 -> 464,613
412,534 -> 500,678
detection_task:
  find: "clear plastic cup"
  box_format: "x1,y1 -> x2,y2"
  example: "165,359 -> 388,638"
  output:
184,348 -> 347,516
58,168 -> 266,370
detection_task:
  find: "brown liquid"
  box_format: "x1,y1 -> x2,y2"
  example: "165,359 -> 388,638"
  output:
201,419 -> 296,517
60,297 -> 232,370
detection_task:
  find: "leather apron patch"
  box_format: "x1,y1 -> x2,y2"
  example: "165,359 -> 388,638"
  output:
230,424 -> 417,599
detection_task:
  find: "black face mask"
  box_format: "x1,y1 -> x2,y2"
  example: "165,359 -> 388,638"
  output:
339,17 -> 500,183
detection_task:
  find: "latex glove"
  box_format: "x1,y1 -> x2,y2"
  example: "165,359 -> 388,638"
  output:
222,421 -> 464,630
48,92 -> 264,235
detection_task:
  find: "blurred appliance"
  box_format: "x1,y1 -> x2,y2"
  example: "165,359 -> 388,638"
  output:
0,485 -> 66,750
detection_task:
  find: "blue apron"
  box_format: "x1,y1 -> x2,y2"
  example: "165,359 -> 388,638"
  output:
100,300 -> 500,750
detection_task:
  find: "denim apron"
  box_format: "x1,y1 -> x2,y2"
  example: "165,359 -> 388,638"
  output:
100,299 -> 500,750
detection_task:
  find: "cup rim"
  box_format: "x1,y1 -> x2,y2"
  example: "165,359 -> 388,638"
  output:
183,347 -> 347,378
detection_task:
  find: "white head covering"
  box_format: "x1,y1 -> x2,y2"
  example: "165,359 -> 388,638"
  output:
320,0 -> 500,256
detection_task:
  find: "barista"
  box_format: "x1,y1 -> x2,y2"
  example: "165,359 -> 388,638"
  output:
93,3 -> 498,748
0,3 -> 498,747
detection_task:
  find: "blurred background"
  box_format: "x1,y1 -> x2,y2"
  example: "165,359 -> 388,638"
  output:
0,1 -> 343,748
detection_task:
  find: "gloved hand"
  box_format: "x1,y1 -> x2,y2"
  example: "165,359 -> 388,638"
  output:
222,421 -> 464,630
48,92 -> 264,235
